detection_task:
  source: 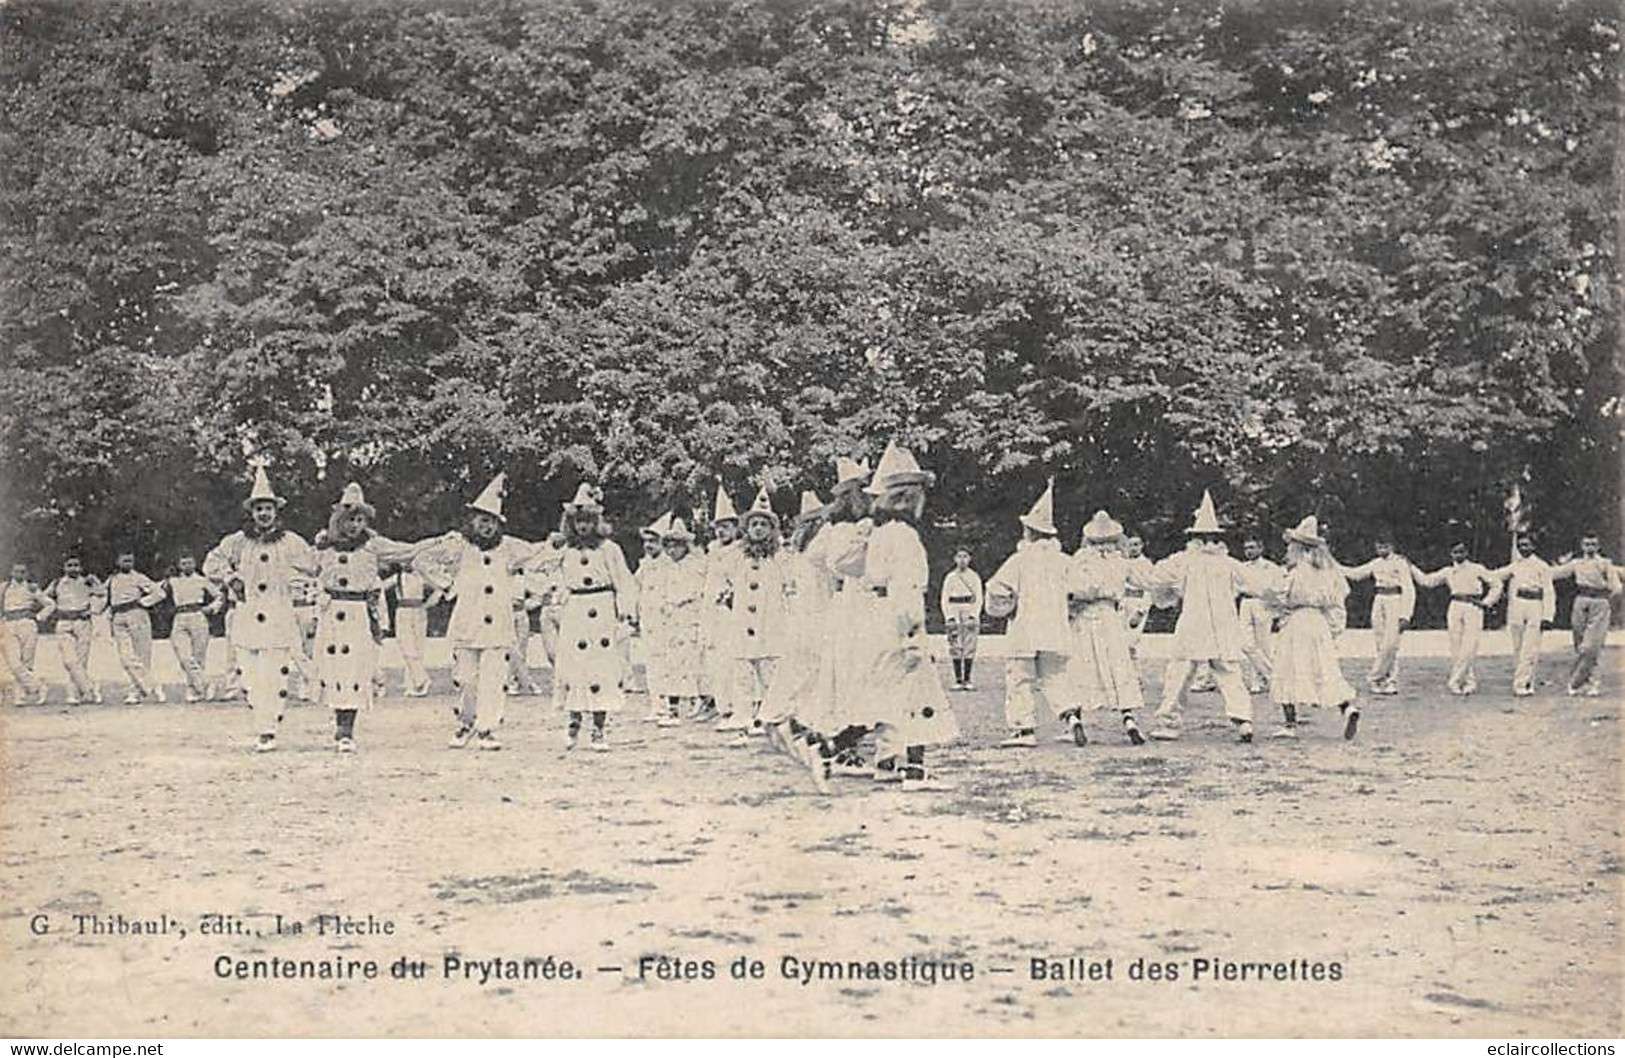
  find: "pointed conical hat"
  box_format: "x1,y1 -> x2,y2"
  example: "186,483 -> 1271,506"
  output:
1081,509 -> 1124,543
1185,489 -> 1223,535
642,511 -> 672,539
1283,515 -> 1325,547
662,514 -> 696,542
865,442 -> 933,495
712,484 -> 739,523
1018,478 -> 1058,535
743,484 -> 778,523
563,482 -> 602,512
797,490 -> 825,520
467,473 -> 506,520
833,456 -> 871,493
242,465 -> 287,510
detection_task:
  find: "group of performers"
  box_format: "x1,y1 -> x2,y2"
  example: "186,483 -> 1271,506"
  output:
0,450 -> 1619,793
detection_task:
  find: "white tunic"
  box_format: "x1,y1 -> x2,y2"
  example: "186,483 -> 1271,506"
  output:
413,533 -> 544,649
203,530 -> 317,651
1067,550 -> 1144,710
986,537 -> 1073,656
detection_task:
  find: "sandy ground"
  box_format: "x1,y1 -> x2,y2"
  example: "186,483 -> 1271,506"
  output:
0,652 -> 1619,1038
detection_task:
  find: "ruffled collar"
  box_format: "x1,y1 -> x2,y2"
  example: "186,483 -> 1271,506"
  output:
461,528 -> 502,552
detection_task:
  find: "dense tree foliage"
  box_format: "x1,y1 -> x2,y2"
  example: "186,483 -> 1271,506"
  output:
2,0 -> 1619,625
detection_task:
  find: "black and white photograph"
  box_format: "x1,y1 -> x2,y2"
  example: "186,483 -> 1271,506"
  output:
0,0 -> 1620,1041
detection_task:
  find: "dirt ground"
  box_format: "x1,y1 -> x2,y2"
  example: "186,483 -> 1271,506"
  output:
0,652 -> 1619,1038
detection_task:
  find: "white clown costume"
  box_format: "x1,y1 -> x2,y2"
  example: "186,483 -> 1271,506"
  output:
1066,511 -> 1148,744
203,466 -> 317,751
1265,516 -> 1361,740
540,484 -> 638,749
411,474 -> 548,750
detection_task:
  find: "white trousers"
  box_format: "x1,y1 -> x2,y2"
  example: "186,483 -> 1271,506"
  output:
1156,658 -> 1253,726
1446,601 -> 1484,693
454,647 -> 508,731
1505,597 -> 1544,694
241,647 -> 292,736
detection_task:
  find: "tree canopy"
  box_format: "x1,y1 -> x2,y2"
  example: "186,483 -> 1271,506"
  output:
2,0 -> 1619,594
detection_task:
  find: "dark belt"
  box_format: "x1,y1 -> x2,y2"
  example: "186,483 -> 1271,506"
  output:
1238,593 -> 1258,601
1514,588 -> 1544,600
55,609 -> 90,621
871,586 -> 889,598
1373,586 -> 1402,596
947,595 -> 975,604
571,585 -> 613,596
396,598 -> 426,608
110,600 -> 145,615
3,609 -> 34,619
173,602 -> 207,614
1124,588 -> 1146,598
1576,585 -> 1611,599
327,589 -> 375,603
1450,594 -> 1484,607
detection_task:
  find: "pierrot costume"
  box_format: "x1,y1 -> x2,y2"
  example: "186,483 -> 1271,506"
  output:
311,483 -> 434,744
857,444 -> 959,775
412,474 -> 550,745
719,487 -> 794,726
985,480 -> 1076,740
540,484 -> 639,720
1066,511 -> 1147,741
647,515 -> 705,705
1147,490 -> 1270,741
203,467 -> 318,745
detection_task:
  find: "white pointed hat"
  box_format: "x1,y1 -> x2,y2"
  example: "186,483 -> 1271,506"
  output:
1081,509 -> 1124,543
467,473 -> 507,520
712,483 -> 739,524
744,484 -> 779,526
564,482 -> 603,512
797,489 -> 825,521
1185,489 -> 1224,535
833,455 -> 872,494
642,511 -> 672,539
662,514 -> 696,543
1283,514 -> 1326,547
865,441 -> 935,495
242,465 -> 287,511
1018,478 -> 1058,535
333,481 -> 375,518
